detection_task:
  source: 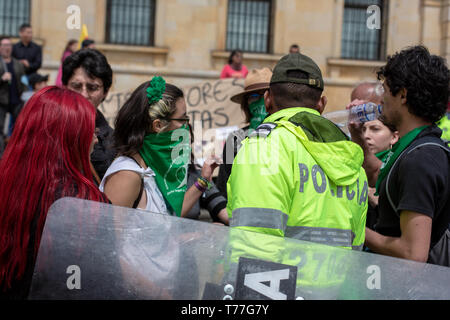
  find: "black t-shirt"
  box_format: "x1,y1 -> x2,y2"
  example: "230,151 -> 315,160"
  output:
375,126 -> 450,248
12,41 -> 42,75
366,203 -> 379,230
6,61 -> 20,106
92,110 -> 116,180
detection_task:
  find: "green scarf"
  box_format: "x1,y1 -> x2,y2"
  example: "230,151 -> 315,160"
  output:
375,125 -> 429,195
139,125 -> 191,217
248,98 -> 268,131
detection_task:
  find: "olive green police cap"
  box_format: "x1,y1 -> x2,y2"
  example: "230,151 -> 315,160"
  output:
271,53 -> 324,90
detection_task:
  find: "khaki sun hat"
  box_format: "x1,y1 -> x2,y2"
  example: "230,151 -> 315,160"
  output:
230,68 -> 272,104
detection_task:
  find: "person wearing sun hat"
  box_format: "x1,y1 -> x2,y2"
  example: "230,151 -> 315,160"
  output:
216,67 -> 272,195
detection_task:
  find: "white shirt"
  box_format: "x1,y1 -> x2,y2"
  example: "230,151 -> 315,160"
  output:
100,156 -> 170,215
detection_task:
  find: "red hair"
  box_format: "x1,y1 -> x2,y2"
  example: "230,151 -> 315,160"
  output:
0,86 -> 108,290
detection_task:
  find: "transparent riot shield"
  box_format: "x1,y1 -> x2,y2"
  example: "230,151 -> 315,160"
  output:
29,198 -> 450,300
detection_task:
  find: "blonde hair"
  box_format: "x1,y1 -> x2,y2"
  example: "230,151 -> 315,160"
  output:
147,83 -> 184,133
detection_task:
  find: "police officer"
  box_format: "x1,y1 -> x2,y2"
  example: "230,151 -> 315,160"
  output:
437,106 -> 450,143
227,53 -> 368,251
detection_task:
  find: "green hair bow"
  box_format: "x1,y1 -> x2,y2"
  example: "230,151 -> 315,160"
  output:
146,76 -> 166,105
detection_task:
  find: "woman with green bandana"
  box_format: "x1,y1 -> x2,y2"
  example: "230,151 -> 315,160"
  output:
100,77 -> 220,217
349,46 -> 450,266
216,68 -> 272,195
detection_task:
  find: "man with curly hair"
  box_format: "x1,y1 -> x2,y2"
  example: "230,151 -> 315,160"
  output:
436,103 -> 450,142
350,45 -> 450,266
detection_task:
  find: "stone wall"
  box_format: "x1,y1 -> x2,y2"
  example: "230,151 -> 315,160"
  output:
27,0 -> 446,111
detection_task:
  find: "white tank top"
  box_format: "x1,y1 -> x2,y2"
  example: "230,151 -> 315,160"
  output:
99,156 -> 170,215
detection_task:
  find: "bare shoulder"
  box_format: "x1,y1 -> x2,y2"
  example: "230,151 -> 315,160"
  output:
105,170 -> 142,189
103,170 -> 143,207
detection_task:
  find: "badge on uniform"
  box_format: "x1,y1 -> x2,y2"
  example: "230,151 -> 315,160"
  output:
248,122 -> 278,139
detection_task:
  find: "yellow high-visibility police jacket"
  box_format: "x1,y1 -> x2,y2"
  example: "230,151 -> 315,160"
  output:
227,107 -> 368,251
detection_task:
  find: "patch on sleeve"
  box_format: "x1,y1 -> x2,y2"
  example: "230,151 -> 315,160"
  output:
248,122 -> 278,139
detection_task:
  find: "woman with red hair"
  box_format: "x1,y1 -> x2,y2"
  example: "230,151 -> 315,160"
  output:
0,86 -> 109,299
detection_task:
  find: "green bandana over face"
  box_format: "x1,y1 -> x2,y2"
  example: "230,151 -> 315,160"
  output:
248,98 -> 268,131
375,125 -> 429,195
140,124 -> 191,216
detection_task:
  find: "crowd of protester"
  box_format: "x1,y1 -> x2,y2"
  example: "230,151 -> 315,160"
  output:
0,24 -> 449,299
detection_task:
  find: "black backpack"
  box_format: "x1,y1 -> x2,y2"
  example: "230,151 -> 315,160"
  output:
384,136 -> 450,267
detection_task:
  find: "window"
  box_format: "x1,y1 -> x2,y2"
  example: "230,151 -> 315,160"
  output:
106,0 -> 156,46
0,0 -> 30,37
341,0 -> 387,61
226,0 -> 272,53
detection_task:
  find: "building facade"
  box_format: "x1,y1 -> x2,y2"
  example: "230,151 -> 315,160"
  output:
1,0 -> 448,111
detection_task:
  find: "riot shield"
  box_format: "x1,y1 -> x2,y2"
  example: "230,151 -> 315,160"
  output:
29,198 -> 450,300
